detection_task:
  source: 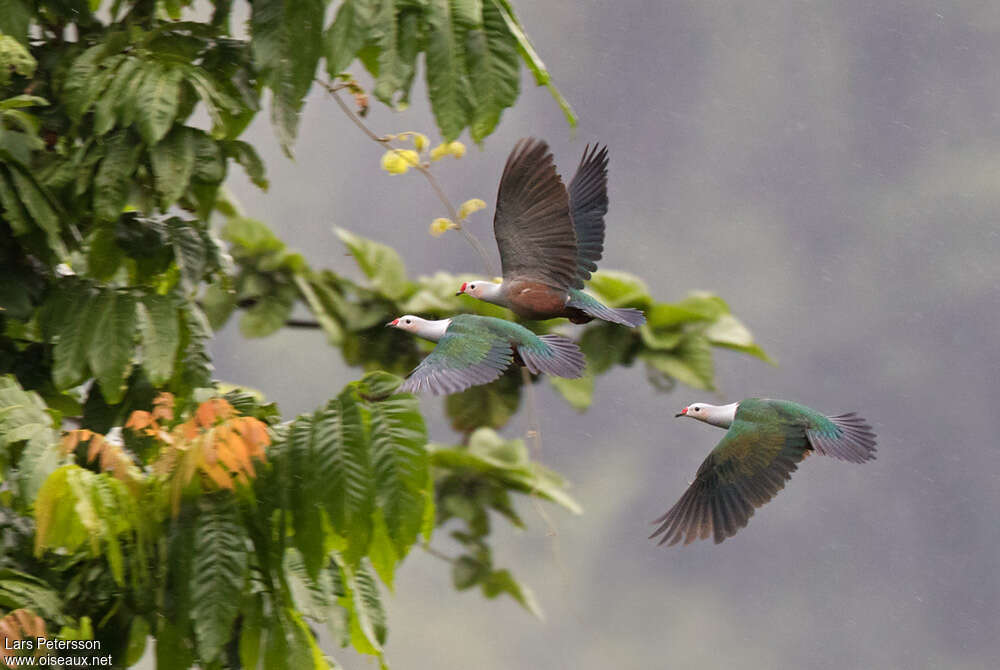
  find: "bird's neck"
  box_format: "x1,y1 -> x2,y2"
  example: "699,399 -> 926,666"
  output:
414,318 -> 451,342
478,282 -> 507,307
704,402 -> 739,428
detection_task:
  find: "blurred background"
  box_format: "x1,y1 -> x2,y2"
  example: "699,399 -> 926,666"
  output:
210,2 -> 999,668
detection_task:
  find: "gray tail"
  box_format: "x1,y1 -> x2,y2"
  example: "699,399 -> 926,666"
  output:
570,298 -> 646,327
810,413 -> 878,463
518,335 -> 586,379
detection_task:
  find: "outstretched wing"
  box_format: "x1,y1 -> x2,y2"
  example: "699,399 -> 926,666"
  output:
650,421 -> 810,545
399,332 -> 514,396
568,144 -> 609,283
493,138 -> 580,290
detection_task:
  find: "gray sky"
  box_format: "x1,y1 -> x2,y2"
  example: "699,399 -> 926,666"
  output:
212,2 -> 1000,668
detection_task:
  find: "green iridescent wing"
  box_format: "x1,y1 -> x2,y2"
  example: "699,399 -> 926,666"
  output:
399,328 -> 514,395
650,416 -> 810,545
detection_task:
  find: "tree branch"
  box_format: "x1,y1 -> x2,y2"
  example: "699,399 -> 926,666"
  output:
318,79 -> 498,277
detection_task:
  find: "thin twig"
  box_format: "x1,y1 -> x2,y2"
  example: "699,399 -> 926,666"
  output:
319,79 -> 497,276
521,368 -> 567,578
422,545 -> 457,564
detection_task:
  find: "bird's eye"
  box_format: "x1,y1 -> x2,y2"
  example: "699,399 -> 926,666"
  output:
404,319 -> 411,324
693,407 -> 700,412
469,284 -> 475,289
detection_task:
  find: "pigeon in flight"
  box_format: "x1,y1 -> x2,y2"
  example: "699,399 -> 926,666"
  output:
457,139 -> 645,327
651,398 -> 877,546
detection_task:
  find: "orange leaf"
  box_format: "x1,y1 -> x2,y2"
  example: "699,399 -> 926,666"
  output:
202,462 -> 234,490
152,392 -> 175,421
86,434 -> 109,464
126,410 -> 153,431
61,429 -> 96,454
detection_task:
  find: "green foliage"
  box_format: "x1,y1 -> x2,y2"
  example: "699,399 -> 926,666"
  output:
324,0 -> 575,143
429,428 -> 577,616
191,495 -> 247,663
219,225 -> 768,418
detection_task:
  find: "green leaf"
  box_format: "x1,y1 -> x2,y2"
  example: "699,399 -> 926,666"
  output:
333,556 -> 386,657
429,429 -> 582,515
156,618 -> 195,670
644,332 -> 715,391
314,389 -> 374,565
0,94 -> 48,111
238,597 -> 263,670
284,415 -> 327,579
352,562 -> 387,650
445,371 -> 521,431
468,2 -> 520,142
293,274 -> 344,346
239,289 -> 295,338
366,390 -> 429,556
367,511 -> 399,589
167,218 -> 209,293
263,608 -> 328,670
93,57 -> 140,136
190,129 -> 226,183
223,216 -> 285,256
125,617 -> 150,667
335,227 -> 410,300
136,63 -> 183,145
51,284 -> 99,389
191,495 -> 248,663
150,126 -> 197,209
87,289 -> 137,404
251,0 -> 325,154
224,139 -> 269,189
0,569 -> 63,621
201,281 -> 238,331
62,44 -> 109,122
0,0 -> 32,45
0,375 -> 60,501
586,270 -> 651,308
424,0 -> 474,140
86,225 -> 123,280
481,568 -> 543,619
176,61 -> 242,126
7,165 -> 61,248
139,293 -> 180,385
324,0 -> 376,76
452,555 -> 487,590
0,168 -> 30,235
489,0 -> 577,129
34,466 -> 135,578
174,303 -> 214,393
705,313 -> 774,363
368,0 -> 416,107
94,132 -> 140,221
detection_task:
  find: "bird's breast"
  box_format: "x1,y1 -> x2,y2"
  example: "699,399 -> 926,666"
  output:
505,281 -> 569,319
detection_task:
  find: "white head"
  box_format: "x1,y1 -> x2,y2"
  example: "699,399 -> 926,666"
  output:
675,402 -> 739,429
386,315 -> 450,341
456,280 -> 504,304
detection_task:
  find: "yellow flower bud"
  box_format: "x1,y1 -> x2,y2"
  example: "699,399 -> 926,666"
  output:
458,198 -> 487,220
429,217 -> 458,237
448,141 -> 466,158
412,133 -> 430,151
430,143 -> 450,161
380,149 -> 420,174
381,151 -> 408,174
